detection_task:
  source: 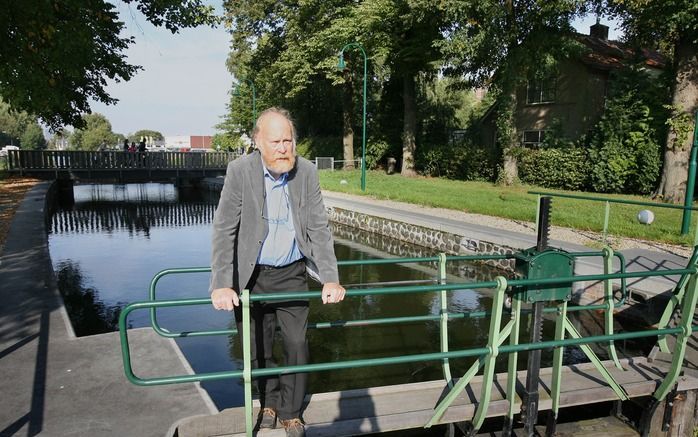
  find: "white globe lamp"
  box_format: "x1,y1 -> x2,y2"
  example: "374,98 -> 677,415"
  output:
637,209 -> 655,225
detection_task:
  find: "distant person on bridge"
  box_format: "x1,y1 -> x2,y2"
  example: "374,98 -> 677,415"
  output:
210,107 -> 345,437
123,138 -> 129,152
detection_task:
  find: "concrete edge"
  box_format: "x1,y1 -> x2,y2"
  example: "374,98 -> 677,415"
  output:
21,181 -> 79,340
9,181 -> 217,434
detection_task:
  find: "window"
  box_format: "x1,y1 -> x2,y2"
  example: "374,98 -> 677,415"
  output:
526,79 -> 556,104
522,130 -> 547,147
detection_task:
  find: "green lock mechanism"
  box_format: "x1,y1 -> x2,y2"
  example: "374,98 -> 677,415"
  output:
507,196 -> 576,437
513,247 -> 575,303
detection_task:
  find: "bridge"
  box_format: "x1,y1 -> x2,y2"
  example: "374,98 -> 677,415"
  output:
4,149 -> 237,182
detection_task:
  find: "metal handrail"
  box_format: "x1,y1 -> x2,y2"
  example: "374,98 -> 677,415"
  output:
120,250 -> 691,436
530,190 -> 698,243
529,190 -> 698,211
146,251 -> 629,338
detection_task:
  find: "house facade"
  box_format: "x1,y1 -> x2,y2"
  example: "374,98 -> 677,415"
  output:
480,23 -> 664,149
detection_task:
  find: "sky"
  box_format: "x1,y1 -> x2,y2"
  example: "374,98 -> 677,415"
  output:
89,2 -> 232,137
89,5 -> 621,138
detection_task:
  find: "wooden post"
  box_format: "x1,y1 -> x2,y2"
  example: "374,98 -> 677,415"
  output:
642,389 -> 697,436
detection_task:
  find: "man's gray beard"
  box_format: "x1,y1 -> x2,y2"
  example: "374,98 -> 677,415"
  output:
265,155 -> 296,175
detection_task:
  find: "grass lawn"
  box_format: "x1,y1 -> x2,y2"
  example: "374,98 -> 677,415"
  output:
319,170 -> 698,246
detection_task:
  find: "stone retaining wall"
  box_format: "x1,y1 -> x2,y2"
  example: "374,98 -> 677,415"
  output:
328,207 -> 516,271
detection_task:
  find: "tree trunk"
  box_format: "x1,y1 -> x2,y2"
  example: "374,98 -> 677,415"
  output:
401,74 -> 417,177
656,37 -> 698,203
499,89 -> 519,185
342,71 -> 355,170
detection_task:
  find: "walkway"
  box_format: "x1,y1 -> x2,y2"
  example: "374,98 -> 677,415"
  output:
0,183 -> 215,437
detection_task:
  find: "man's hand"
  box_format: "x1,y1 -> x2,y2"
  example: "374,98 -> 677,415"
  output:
321,282 -> 346,304
211,287 -> 239,311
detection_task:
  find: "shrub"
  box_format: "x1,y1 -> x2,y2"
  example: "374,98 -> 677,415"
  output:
518,147 -> 590,190
296,136 -> 342,160
586,94 -> 662,194
417,141 -> 497,182
585,64 -> 667,194
364,139 -> 392,169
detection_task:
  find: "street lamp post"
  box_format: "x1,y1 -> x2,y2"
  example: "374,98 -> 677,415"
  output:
338,42 -> 367,191
233,78 -> 257,133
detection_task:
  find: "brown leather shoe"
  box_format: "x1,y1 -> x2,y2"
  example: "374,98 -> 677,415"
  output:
258,407 -> 277,429
280,418 -> 305,437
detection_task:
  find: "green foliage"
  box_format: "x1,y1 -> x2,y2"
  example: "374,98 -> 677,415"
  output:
212,132 -> 246,152
518,147 -> 589,190
0,0 -> 218,129
69,113 -> 119,150
585,66 -> 667,194
364,139 -> 392,169
664,105 -> 695,151
609,0 -> 698,49
20,123 -> 47,150
417,76 -> 480,146
0,99 -> 46,149
417,140 -> 497,182
130,129 -> 164,142
296,136 -> 342,160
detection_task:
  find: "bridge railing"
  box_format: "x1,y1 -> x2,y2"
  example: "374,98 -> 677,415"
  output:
6,150 -> 237,171
115,247 -> 698,436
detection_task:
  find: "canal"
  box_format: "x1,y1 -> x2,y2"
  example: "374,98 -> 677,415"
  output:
48,182 -> 650,411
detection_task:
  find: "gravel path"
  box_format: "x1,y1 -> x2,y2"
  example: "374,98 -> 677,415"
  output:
324,191 -> 692,259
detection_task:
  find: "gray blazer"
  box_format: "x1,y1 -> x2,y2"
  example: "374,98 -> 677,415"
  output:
210,150 -> 339,292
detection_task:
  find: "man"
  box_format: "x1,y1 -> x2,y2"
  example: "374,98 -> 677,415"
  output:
210,107 -> 345,437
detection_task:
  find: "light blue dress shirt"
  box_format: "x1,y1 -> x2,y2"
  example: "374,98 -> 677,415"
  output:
257,164 -> 304,266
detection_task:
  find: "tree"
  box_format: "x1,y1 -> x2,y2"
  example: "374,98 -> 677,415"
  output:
69,113 -> 119,150
212,132 -> 246,152
438,0 -> 582,184
223,0 -> 449,175
0,0 -> 217,130
607,0 -> 698,203
223,0 -> 352,156
131,129 -> 164,142
0,98 -> 46,149
20,123 -> 47,150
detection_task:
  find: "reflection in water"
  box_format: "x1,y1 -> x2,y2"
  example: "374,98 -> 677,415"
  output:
55,260 -> 127,336
48,183 -> 650,411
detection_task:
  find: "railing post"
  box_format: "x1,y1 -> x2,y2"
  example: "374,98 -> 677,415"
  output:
503,295 -> 521,436
241,288 -> 254,437
603,201 -> 610,242
438,253 -> 453,387
603,246 -> 623,369
680,111 -> 698,235
470,276 -> 508,432
652,265 -> 698,402
547,301 -> 567,436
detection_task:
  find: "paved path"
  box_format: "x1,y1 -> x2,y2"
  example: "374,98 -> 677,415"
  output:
0,183 -> 215,437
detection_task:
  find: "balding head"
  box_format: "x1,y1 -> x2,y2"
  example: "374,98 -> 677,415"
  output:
253,107 -> 297,145
254,107 -> 297,178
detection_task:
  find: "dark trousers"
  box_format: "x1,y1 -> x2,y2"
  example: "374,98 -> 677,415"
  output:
235,259 -> 309,420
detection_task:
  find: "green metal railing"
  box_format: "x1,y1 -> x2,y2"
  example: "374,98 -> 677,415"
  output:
146,251 -> 628,339
119,249 -> 697,436
529,190 -> 698,244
